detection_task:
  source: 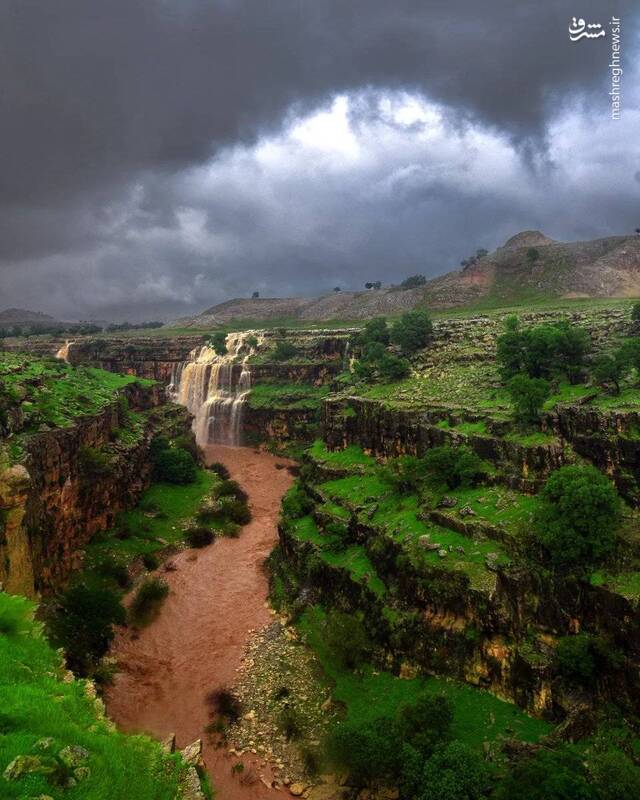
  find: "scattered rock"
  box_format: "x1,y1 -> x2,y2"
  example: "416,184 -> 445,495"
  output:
181,765 -> 206,800
35,738 -> 55,751
438,496 -> 458,508
438,549 -> 447,558
181,739 -> 203,767
459,505 -> 476,517
58,745 -> 89,769
162,733 -> 176,754
3,755 -> 54,781
290,782 -> 307,796
73,766 -> 91,782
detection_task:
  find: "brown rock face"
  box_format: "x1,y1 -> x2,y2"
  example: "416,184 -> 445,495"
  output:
2,382 -> 194,595
0,463 -> 35,596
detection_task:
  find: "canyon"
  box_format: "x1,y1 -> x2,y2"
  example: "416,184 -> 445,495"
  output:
3,298 -> 640,799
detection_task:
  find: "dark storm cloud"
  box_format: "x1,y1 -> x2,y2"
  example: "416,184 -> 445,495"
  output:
0,0 -> 638,318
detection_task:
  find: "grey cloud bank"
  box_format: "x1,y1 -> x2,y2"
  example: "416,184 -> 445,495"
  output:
0,1 -> 638,320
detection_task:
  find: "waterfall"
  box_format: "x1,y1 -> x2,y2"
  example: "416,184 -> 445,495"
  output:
56,340 -> 74,362
169,332 -> 262,447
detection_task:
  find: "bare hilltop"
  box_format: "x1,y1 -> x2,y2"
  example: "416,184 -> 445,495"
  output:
172,231 -> 640,326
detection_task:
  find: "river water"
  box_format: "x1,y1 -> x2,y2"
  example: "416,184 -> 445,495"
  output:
105,446 -> 295,800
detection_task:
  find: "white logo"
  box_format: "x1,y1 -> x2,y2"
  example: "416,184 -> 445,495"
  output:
569,17 -> 606,41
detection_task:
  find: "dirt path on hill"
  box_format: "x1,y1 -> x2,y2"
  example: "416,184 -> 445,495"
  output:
105,446 -> 295,800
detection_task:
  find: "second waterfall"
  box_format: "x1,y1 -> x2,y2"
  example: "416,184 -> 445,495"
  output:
169,332 -> 261,447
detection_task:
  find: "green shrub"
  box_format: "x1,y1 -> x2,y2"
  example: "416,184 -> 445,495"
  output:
593,354 -> 624,394
210,331 -> 228,355
327,717 -> 399,784
495,746 -> 594,800
209,461 -> 231,479
390,310 -> 433,354
47,583 -> 126,675
220,521 -> 241,537
277,706 -> 304,741
129,577 -> 169,627
151,442 -> 197,484
378,352 -> 411,382
533,465 -> 621,572
95,556 -> 131,589
216,478 -> 248,503
78,445 -> 112,478
418,741 -> 489,800
382,455 -> 426,493
220,496 -> 251,525
142,553 -> 159,570
631,302 -> 640,322
589,748 -> 640,800
555,634 -> 596,684
423,446 -> 485,489
323,610 -> 372,670
185,525 -> 215,548
354,317 -> 390,347
507,373 -> 550,425
272,341 -> 298,361
497,320 -> 590,382
400,274 -> 427,289
0,593 -> 33,637
282,483 -> 313,519
206,687 -> 242,721
397,693 -> 453,757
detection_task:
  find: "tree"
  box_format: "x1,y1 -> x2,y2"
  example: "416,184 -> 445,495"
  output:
400,274 -> 427,290
390,310 -> 433,354
533,465 -> 621,572
252,291 -> 260,298
210,331 -> 228,355
506,374 -> 550,425
423,446 -> 485,489
615,338 -> 640,379
151,438 -> 197,484
272,341 -> 298,361
593,354 -> 623,394
328,718 -> 399,784
323,610 -> 371,670
47,583 -> 126,675
418,742 -> 489,800
333,286 -> 341,292
397,694 -> 453,758
526,247 -> 540,263
495,747 -> 596,800
356,317 -> 390,347
497,321 -> 589,383
555,634 -> 597,684
378,353 -> 411,382
589,749 -> 640,800
476,248 -> 488,258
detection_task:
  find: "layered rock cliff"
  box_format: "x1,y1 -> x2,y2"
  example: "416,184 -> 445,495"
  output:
0,379 -> 193,596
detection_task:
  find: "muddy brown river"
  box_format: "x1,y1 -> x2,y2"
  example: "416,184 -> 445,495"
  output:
105,446 -> 295,800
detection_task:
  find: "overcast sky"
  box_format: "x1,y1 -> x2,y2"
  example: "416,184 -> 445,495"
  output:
1,1 -> 639,321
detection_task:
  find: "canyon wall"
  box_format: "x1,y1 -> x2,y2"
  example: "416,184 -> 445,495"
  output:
0,382 -> 194,596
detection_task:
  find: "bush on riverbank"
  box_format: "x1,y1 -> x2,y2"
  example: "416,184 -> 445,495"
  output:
0,593 -> 186,800
129,577 -> 169,627
46,581 -> 126,676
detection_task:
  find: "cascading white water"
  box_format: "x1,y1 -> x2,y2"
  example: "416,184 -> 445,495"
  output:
169,331 -> 263,447
56,340 -> 74,362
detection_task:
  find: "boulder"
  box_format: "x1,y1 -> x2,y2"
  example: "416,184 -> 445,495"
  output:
181,739 -> 203,767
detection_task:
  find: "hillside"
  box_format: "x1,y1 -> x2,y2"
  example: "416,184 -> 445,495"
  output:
0,307 -> 60,327
172,231 -> 640,326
